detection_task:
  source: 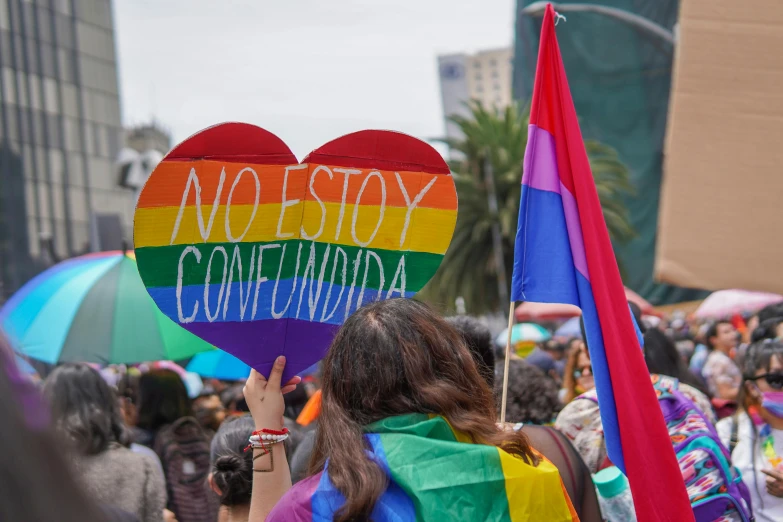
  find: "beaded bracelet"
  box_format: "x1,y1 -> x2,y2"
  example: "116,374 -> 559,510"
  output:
244,427 -> 289,452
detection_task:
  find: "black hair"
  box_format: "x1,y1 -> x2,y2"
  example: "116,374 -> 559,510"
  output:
210,415 -> 254,506
43,363 -> 128,455
628,301 -> 647,334
580,301 -> 645,347
757,302 -> 783,324
751,317 -> 783,343
446,316 -> 495,387
705,320 -> 733,350
0,334 -> 108,521
136,369 -> 192,432
496,359 -> 560,425
738,340 -> 783,512
643,328 -> 710,397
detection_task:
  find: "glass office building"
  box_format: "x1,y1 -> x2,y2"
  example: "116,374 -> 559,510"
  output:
0,0 -> 133,300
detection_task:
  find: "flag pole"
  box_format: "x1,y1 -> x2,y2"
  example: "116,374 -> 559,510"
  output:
499,300 -> 516,424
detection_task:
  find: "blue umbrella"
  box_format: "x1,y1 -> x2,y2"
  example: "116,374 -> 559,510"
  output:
15,354 -> 37,376
186,350 -> 250,381
555,316 -> 583,338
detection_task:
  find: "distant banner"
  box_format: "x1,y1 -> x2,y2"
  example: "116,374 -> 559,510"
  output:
133,123 -> 457,379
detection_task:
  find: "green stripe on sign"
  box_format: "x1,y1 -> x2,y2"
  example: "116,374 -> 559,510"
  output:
136,241 -> 444,292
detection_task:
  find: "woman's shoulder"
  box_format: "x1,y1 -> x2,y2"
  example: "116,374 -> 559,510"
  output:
267,472 -> 324,521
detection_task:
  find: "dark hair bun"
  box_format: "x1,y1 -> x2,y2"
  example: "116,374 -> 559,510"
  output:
212,453 -> 252,506
214,454 -> 243,473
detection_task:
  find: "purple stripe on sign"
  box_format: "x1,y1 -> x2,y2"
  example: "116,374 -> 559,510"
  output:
183,318 -> 339,382
559,181 -> 589,281
522,124 -> 561,194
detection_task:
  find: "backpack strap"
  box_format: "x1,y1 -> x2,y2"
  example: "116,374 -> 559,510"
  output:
729,412 -> 740,455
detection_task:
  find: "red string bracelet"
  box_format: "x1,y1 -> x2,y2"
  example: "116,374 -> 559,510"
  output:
252,427 -> 289,436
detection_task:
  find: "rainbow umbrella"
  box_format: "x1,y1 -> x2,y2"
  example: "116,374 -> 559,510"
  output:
0,251 -> 214,364
186,349 -> 251,381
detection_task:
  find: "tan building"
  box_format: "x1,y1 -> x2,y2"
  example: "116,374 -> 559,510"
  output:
437,47 -> 514,143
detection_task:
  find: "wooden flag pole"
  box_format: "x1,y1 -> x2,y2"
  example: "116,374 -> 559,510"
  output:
499,300 -> 516,425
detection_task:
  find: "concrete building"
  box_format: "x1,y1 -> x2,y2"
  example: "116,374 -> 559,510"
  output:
437,47 -> 514,143
0,0 -> 133,300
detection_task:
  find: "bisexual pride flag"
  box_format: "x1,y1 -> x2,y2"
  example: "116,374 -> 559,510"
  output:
509,5 -> 692,521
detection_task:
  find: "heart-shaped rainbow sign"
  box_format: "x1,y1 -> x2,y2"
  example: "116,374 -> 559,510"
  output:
133,123 -> 457,380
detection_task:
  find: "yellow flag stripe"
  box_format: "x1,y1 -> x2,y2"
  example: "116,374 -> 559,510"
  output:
134,202 -> 457,256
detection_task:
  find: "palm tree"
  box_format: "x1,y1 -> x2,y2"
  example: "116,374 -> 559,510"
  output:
422,100 -> 635,314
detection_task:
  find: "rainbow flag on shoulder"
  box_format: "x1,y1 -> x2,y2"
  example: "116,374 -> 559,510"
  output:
509,4 -> 692,521
269,414 -> 577,521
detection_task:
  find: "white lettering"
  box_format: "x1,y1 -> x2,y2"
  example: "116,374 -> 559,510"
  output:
176,246 -> 201,323
357,250 -> 384,308
395,173 -> 437,248
301,165 -> 332,241
386,255 -> 407,298
333,168 -> 361,240
223,245 -> 256,321
204,246 -> 228,322
276,164 -> 307,238
343,249 -> 363,319
321,246 -> 348,323
351,171 -> 386,247
309,244 -> 331,321
296,242 -> 318,319
225,167 -> 260,243
251,244 -> 281,319
170,167 -> 225,244
271,242 -> 303,319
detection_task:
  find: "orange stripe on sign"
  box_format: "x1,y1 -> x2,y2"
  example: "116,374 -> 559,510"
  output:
136,160 -> 457,211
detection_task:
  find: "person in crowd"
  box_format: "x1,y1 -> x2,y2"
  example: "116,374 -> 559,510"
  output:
446,315 -> 495,386
643,327 -> 712,402
500,359 -> 561,425
0,333 -> 121,522
43,364 -> 166,522
702,320 -> 742,400
525,339 -> 567,383
561,340 -> 593,404
689,323 -> 711,376
717,340 -> 783,521
208,416 -> 255,522
136,369 -> 218,522
556,326 -> 716,474
248,299 -> 578,521
135,369 -> 193,447
193,392 -> 226,440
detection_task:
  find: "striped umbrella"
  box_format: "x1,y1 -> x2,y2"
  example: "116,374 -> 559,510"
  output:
0,251 -> 214,364
186,350 -> 251,381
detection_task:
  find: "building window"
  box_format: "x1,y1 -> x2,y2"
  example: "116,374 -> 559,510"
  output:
58,49 -> 75,83
492,71 -> 498,78
0,30 -> 11,65
490,59 -> 497,67
475,74 -> 482,82
43,77 -> 59,114
2,66 -> 15,104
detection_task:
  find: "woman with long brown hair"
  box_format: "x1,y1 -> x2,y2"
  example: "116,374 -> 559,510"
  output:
243,299 -> 577,521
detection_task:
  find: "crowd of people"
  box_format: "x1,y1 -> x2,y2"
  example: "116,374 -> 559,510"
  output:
3,297 -> 783,521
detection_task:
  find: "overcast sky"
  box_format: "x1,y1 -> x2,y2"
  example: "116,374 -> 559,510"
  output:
113,0 -> 515,159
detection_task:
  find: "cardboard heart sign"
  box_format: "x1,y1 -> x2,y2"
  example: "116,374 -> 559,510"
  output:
134,123 -> 457,380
